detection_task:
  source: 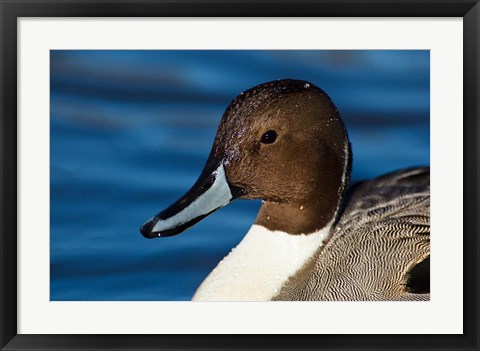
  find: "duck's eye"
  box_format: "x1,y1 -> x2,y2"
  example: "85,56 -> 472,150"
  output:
260,130 -> 278,144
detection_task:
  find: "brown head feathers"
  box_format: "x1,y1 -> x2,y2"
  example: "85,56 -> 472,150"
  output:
211,79 -> 352,234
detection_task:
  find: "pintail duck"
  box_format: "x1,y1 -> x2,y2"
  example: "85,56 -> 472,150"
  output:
140,79 -> 430,301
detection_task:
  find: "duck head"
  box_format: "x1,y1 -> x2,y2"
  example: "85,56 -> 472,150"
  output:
140,79 -> 351,238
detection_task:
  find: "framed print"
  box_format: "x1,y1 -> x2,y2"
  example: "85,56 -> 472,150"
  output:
1,1 -> 479,350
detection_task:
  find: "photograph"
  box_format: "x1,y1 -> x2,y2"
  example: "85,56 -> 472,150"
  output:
2,2 -> 477,348
50,50 -> 430,301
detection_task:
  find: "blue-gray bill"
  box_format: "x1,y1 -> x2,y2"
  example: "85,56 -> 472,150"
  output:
139,162 -> 240,238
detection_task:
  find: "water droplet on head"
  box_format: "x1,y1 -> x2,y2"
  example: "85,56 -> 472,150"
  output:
304,83 -> 310,88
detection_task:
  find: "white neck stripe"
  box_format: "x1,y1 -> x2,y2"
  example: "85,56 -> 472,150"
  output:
192,222 -> 332,301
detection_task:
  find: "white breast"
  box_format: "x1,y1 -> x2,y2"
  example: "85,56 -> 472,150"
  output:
192,224 -> 331,301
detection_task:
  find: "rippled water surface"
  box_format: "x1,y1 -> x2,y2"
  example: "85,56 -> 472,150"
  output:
50,50 -> 430,300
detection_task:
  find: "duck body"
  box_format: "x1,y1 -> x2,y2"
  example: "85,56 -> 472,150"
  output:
140,79 -> 430,301
192,167 -> 429,301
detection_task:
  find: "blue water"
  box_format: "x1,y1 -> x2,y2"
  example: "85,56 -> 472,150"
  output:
50,50 -> 430,301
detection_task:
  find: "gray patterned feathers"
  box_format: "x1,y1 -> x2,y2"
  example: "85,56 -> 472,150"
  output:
273,167 -> 430,301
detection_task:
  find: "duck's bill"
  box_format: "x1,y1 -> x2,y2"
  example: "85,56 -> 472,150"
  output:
140,163 -> 241,239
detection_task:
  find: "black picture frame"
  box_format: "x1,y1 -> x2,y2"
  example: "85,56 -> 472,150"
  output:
1,1 -> 478,350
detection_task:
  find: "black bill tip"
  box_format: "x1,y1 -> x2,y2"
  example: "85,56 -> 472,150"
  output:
139,218 -> 158,239
140,213 -> 211,239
